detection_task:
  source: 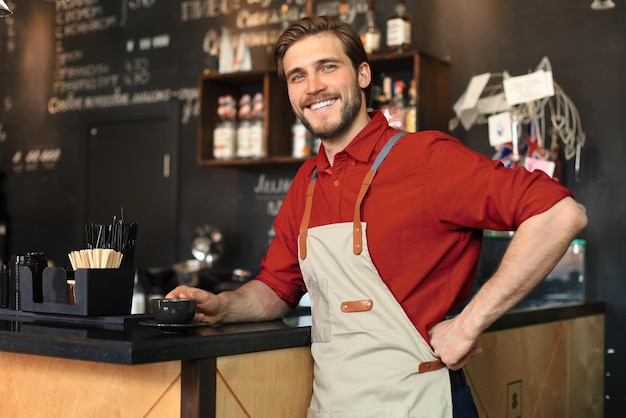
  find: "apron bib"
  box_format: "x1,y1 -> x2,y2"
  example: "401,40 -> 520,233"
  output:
298,132 -> 453,418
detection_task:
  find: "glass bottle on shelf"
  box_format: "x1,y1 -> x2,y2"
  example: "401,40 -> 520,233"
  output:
311,137 -> 321,155
337,0 -> 349,22
292,117 -> 312,158
405,79 -> 418,132
249,92 -> 265,158
236,94 -> 252,158
391,80 -> 406,110
379,76 -> 393,122
359,0 -> 381,55
212,96 -> 225,159
213,95 -> 237,160
224,96 -> 238,158
386,0 -> 412,53
388,80 -> 406,129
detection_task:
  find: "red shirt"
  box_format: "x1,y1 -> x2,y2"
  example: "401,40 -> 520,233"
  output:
257,111 -> 572,340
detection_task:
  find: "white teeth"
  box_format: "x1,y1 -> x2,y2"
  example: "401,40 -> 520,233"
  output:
310,99 -> 335,110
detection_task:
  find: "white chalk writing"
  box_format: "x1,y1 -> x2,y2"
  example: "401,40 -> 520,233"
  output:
127,0 -> 157,10
3,1 -> 16,53
11,148 -> 62,173
180,0 -> 242,22
253,173 -> 292,195
123,57 -> 150,87
55,47 -> 84,67
53,74 -> 119,95
266,199 -> 284,216
47,87 -> 200,124
315,0 -> 367,23
0,123 -> 6,143
51,0 -> 121,105
47,0 -> 203,122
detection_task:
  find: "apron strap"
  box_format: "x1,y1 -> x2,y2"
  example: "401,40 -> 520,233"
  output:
353,131 -> 408,255
299,171 -> 318,260
353,171 -> 375,254
300,131 -> 408,258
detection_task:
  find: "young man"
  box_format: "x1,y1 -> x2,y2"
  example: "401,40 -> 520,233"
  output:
168,16 -> 587,417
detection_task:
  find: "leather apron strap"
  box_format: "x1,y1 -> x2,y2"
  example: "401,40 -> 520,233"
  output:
353,131 -> 407,255
300,131 -> 408,259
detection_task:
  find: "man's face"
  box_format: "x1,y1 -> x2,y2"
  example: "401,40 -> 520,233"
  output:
282,33 -> 370,142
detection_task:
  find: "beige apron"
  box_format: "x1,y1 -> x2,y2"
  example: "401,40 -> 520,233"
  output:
298,132 -> 453,418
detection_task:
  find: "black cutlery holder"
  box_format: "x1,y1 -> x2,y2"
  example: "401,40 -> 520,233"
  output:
19,266 -> 134,316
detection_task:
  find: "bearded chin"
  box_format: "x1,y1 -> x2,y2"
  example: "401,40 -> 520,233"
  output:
301,89 -> 362,141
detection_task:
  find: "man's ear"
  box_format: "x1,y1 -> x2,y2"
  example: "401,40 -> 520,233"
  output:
358,62 -> 372,89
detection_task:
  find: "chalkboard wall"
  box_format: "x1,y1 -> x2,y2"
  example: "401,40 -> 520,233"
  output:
0,0 -> 322,270
1,0 -> 625,415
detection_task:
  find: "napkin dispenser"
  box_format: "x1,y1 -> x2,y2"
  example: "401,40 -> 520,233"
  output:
19,266 -> 134,316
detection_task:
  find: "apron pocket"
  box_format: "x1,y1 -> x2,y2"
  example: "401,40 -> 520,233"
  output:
307,275 -> 331,342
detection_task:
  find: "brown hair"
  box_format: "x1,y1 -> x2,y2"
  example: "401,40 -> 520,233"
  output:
273,15 -> 372,105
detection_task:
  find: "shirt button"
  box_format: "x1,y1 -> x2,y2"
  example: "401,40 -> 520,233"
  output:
333,180 -> 340,186
350,161 -> 356,167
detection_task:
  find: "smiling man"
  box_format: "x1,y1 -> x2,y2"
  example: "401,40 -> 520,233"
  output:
168,16 -> 587,417
278,29 -> 371,163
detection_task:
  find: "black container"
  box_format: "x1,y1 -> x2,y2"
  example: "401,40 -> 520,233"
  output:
8,252 -> 47,309
19,266 -> 134,316
0,264 -> 8,308
8,255 -> 20,310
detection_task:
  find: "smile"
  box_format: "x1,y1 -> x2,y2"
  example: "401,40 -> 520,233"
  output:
309,99 -> 336,111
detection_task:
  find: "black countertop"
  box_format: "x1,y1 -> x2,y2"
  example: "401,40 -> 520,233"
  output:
0,301 -> 604,366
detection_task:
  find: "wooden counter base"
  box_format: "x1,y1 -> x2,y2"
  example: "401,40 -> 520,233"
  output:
215,346 -> 313,417
465,313 -> 604,418
2,346 -> 313,418
0,310 -> 603,417
1,353 -> 181,417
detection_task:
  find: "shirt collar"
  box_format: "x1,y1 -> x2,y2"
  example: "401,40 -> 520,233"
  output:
315,111 -> 390,171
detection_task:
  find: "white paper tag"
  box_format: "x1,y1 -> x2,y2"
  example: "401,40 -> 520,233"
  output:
477,93 -> 510,115
488,111 -> 513,147
453,93 -> 479,131
453,72 -> 491,130
503,70 -> 555,105
460,73 -> 491,110
525,157 -> 556,177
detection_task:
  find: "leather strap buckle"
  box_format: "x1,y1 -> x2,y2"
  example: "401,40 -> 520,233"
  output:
418,359 -> 446,373
340,299 -> 374,312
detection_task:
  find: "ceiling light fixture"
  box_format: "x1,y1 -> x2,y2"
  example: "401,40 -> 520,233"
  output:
590,0 -> 615,10
0,0 -> 12,17
1,0 -> 71,18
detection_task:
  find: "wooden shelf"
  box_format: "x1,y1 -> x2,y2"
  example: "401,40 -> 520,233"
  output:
367,50 -> 451,132
197,51 -> 450,166
198,156 -> 308,168
197,69 -> 296,166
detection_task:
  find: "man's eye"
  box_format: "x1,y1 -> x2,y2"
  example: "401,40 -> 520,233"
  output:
289,74 -> 304,83
322,64 -> 336,72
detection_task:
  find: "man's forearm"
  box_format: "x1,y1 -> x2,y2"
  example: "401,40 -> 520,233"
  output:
460,196 -> 588,338
213,279 -> 291,324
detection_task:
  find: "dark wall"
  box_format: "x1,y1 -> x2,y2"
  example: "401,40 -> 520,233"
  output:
410,2 -> 623,415
0,1 -> 623,415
